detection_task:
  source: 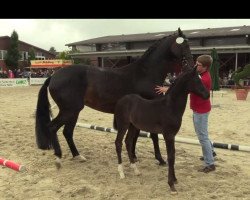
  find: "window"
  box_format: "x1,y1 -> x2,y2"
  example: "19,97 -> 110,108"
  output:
20,51 -> 29,61
0,50 -> 7,60
35,52 -> 45,60
101,43 -> 127,51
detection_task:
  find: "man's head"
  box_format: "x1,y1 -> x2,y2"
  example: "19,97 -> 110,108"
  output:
196,55 -> 213,73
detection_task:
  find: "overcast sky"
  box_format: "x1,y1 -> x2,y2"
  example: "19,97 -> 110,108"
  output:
1,19 -> 250,52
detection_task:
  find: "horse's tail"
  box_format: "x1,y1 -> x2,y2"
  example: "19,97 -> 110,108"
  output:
35,77 -> 53,150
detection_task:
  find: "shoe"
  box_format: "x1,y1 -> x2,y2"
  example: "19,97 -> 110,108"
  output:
200,152 -> 217,161
198,164 -> 216,173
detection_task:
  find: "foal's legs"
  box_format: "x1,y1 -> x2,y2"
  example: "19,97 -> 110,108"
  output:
115,122 -> 130,179
163,133 -> 177,194
150,133 -> 166,165
131,129 -> 166,165
125,125 -> 141,176
130,128 -> 139,161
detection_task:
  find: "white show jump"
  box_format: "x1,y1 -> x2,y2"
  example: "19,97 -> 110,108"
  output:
76,123 -> 250,152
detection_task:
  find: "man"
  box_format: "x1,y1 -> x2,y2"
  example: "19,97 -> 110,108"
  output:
190,55 -> 216,173
155,55 -> 216,173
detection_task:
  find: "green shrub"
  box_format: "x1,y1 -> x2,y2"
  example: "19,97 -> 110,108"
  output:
232,64 -> 250,88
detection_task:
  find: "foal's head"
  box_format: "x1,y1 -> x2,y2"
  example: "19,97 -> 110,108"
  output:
173,66 -> 210,99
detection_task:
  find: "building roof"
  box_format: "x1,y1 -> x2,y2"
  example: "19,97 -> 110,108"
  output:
66,25 -> 250,46
69,45 -> 250,58
0,36 -> 56,56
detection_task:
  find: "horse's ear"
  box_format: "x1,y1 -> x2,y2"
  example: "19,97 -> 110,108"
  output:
178,28 -> 183,37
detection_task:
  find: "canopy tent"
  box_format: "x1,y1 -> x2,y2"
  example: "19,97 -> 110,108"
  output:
30,59 -> 73,69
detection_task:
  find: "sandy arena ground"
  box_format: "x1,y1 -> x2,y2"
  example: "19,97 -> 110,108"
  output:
0,86 -> 249,200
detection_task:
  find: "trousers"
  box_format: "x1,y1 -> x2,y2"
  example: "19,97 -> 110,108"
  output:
193,111 -> 214,166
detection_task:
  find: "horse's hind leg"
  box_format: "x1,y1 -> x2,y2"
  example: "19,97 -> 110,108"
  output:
48,112 -> 65,169
150,133 -> 166,165
62,110 -> 86,162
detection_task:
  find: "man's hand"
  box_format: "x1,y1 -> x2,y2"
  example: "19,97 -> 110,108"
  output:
155,85 -> 169,95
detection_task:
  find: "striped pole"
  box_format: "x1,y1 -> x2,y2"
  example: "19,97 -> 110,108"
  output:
0,157 -> 26,172
76,123 -> 250,152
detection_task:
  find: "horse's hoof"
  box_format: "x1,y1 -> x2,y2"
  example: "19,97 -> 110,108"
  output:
118,164 -> 125,179
73,155 -> 87,162
55,162 -> 61,170
159,160 -> 167,166
55,158 -> 62,169
170,190 -> 178,195
119,173 -> 125,179
170,186 -> 178,195
132,155 -> 138,162
134,170 -> 141,176
130,163 -> 141,176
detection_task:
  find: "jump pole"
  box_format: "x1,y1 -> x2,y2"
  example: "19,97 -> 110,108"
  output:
76,123 -> 250,152
0,157 -> 26,172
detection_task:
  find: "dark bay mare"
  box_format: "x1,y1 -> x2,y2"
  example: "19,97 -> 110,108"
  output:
35,28 -> 194,168
113,66 -> 210,194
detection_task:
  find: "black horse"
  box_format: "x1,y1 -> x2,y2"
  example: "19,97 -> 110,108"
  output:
113,66 -> 210,194
35,28 -> 194,168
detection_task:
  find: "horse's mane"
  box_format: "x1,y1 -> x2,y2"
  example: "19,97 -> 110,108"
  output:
138,33 -> 177,62
133,29 -> 187,66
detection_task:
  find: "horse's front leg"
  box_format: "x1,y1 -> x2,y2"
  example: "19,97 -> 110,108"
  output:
163,133 -> 177,194
150,133 -> 166,165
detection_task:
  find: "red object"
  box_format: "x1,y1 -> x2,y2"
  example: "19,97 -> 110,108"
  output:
235,89 -> 248,100
0,157 -> 26,172
190,71 -> 212,113
8,70 -> 14,78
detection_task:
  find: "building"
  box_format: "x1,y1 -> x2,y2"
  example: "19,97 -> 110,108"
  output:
66,25 -> 250,78
0,36 -> 56,72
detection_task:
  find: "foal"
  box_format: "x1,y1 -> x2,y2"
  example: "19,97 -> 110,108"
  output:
113,66 -> 209,194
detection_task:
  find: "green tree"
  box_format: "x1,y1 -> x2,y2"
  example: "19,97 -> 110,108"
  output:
66,49 -> 91,65
49,47 -> 57,55
5,30 -> 20,71
58,49 -> 91,65
28,47 -> 36,66
58,51 -> 71,60
232,64 -> 250,88
74,57 -> 91,65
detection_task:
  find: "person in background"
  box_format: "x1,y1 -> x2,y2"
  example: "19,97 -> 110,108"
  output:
8,70 -> 14,78
155,55 -> 216,173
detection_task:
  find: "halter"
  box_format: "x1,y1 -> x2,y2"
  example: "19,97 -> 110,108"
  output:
181,55 -> 193,69
175,37 -> 193,69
